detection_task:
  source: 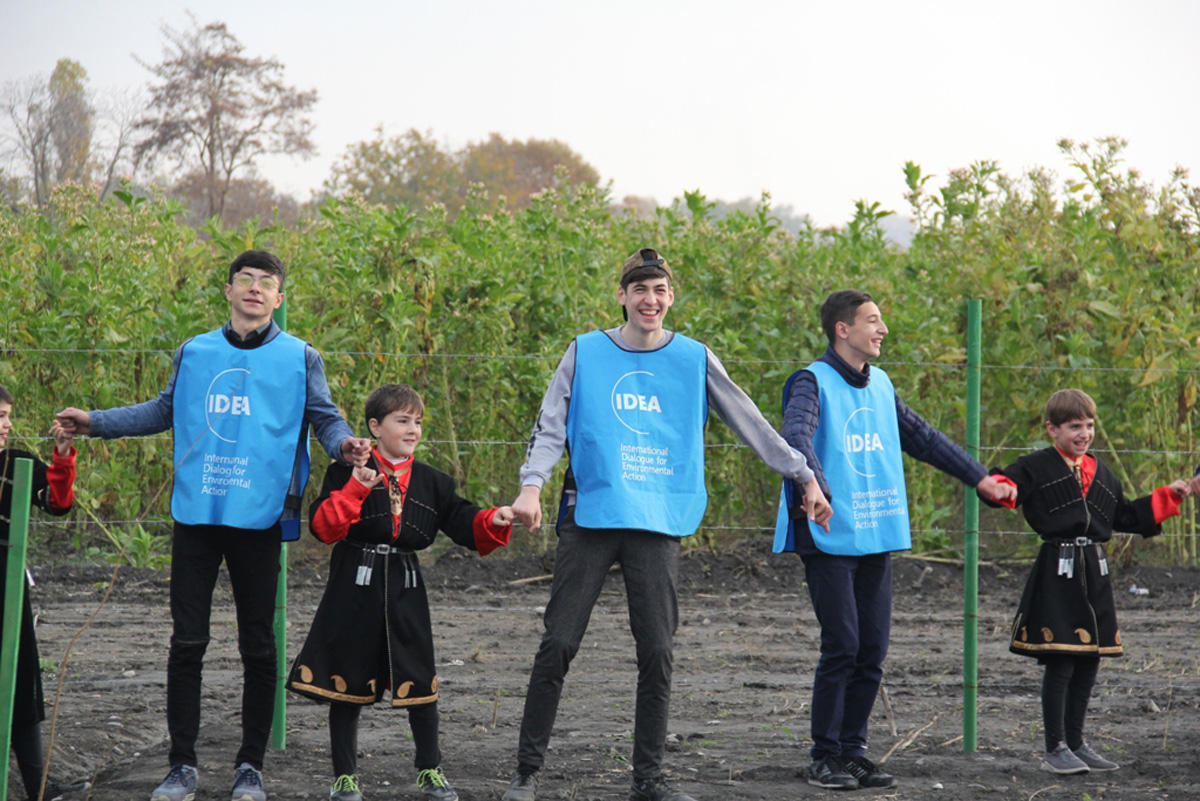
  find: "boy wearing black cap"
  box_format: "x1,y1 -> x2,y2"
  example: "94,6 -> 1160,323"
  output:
501,248 -> 831,801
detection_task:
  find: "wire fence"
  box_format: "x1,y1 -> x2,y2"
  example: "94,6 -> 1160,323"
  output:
9,348 -> 1200,552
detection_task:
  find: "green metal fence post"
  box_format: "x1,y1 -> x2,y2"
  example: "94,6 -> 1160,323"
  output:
0,458 -> 34,801
271,300 -> 288,750
963,299 -> 982,753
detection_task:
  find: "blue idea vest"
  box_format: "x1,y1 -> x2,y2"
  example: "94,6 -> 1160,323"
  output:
171,329 -> 310,530
774,360 -> 910,555
565,330 -> 708,537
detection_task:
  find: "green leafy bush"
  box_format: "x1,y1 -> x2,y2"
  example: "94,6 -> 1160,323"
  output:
3,139 -> 1198,566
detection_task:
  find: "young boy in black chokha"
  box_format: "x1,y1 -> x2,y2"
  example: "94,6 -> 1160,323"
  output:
286,384 -> 514,801
0,385 -> 89,801
982,389 -> 1189,775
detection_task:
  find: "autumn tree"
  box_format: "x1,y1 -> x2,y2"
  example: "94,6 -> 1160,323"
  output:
134,17 -> 317,219
48,59 -> 93,183
169,170 -> 300,229
324,129 -> 600,214
461,133 -> 600,207
324,128 -> 459,211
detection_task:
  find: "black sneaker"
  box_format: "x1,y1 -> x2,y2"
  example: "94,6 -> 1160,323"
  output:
806,756 -> 859,790
40,780 -> 91,801
842,755 -> 896,788
629,776 -> 697,801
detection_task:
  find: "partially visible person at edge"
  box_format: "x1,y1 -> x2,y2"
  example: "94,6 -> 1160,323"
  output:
499,248 -> 832,801
775,289 -> 1016,791
55,250 -> 371,801
1,386 -> 90,801
983,388 -> 1188,776
287,383 -> 515,801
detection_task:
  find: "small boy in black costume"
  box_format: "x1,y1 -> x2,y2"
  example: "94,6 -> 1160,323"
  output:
287,384 -> 513,801
0,385 -> 89,801
983,389 -> 1189,774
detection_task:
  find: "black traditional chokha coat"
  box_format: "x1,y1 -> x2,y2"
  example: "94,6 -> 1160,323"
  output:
991,447 -> 1165,660
287,456 -> 505,707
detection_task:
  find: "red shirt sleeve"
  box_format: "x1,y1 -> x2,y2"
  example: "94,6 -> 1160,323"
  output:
1150,485 -> 1183,524
311,475 -> 373,544
46,446 -> 76,510
472,507 -> 512,556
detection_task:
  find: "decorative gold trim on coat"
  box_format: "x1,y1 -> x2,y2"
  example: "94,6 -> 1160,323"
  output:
1011,640 -> 1124,656
287,681 -> 375,704
390,691 -> 438,707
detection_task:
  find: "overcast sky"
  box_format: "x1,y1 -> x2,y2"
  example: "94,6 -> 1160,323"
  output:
4,0 -> 1198,226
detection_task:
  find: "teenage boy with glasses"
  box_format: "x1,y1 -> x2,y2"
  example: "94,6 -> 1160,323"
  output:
57,250 -> 370,801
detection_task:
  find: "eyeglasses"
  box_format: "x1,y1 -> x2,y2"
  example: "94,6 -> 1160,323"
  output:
231,273 -> 280,292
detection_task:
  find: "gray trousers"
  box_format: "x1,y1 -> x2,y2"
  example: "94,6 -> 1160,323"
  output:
515,508 -> 680,780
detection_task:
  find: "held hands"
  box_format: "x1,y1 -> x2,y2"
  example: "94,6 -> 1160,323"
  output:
49,420 -> 74,456
1169,478 -> 1191,498
802,478 -> 833,532
341,436 -> 373,466
54,407 -> 91,436
976,474 -> 1017,505
491,505 -> 515,527
512,485 -> 543,531
352,464 -> 384,490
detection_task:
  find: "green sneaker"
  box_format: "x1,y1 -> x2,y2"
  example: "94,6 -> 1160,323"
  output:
415,767 -> 458,801
330,774 -> 363,801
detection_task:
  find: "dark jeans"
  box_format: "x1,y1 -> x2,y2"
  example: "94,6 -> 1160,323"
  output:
803,552 -> 892,760
1041,655 -> 1100,751
515,509 -> 679,780
330,701 -> 441,776
167,522 -> 280,769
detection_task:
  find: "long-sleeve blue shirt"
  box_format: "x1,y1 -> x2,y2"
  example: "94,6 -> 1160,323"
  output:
88,321 -> 354,461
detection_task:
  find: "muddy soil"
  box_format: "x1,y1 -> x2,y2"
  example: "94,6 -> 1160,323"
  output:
15,541 -> 1200,801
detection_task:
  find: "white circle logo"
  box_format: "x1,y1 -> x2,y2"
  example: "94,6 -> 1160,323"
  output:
610,371 -> 663,435
841,406 -> 880,478
204,368 -> 251,443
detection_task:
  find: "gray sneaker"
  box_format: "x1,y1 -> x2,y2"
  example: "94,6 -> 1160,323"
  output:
330,774 -> 363,801
415,767 -> 458,801
501,771 -> 537,801
1073,741 -> 1119,771
1041,742 -> 1090,775
150,764 -> 198,801
231,762 -> 267,801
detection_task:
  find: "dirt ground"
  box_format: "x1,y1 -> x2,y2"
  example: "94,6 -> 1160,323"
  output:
14,540 -> 1200,801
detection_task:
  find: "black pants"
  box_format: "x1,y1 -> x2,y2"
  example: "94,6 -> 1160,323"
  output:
1041,655 -> 1100,751
802,552 -> 892,760
514,509 -> 679,780
167,523 -> 281,769
329,701 -> 441,776
12,720 -> 45,800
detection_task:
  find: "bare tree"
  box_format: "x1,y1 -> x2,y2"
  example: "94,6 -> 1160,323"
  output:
1,58 -> 98,206
94,87 -> 141,201
4,76 -> 56,206
134,16 -> 317,219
